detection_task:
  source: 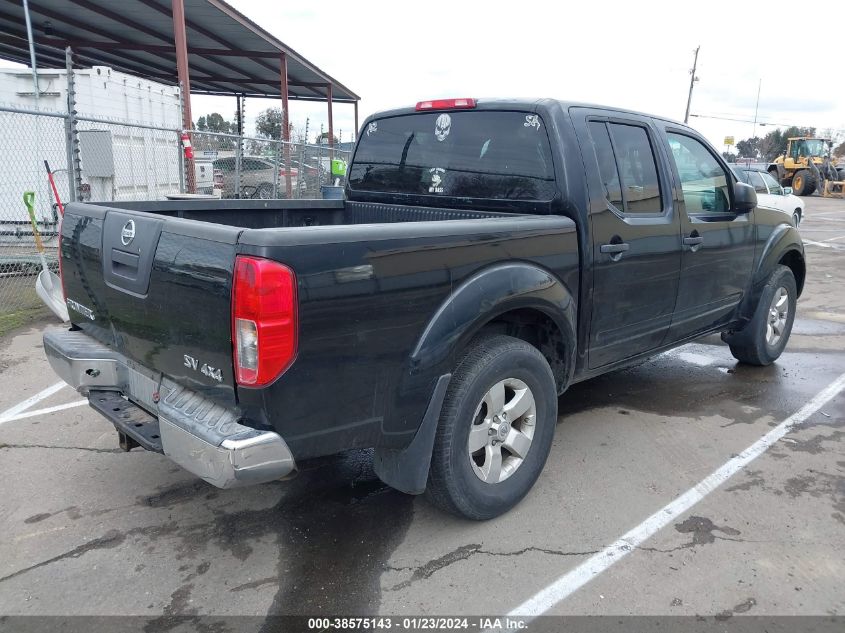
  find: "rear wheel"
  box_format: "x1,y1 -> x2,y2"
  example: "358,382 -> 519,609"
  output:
724,265 -> 796,366
426,335 -> 557,520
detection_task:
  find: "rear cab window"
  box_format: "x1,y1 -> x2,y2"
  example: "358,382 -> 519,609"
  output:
348,111 -> 556,201
587,120 -> 663,215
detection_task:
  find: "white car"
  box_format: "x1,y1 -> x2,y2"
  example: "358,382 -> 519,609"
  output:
732,167 -> 805,227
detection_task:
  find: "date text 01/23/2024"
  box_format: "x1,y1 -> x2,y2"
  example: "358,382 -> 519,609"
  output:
306,617 -> 528,630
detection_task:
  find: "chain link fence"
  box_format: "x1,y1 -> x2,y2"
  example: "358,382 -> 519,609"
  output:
0,106 -> 67,316
0,102 -> 352,319
190,130 -> 350,200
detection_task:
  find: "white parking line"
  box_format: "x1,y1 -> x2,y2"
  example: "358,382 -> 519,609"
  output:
0,400 -> 88,426
803,239 -> 834,248
507,371 -> 845,619
0,381 -> 66,421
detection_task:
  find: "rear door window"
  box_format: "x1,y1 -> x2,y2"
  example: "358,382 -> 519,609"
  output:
348,111 -> 556,200
587,120 -> 663,215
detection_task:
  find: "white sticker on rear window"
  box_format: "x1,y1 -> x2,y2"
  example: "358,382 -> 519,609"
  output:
524,114 -> 541,131
367,121 -> 378,136
429,167 -> 445,193
435,113 -> 452,142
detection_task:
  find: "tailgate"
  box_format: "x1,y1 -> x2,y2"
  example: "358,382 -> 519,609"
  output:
60,203 -> 241,406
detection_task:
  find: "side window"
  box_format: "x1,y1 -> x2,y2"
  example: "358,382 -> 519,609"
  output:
607,123 -> 662,214
761,171 -> 782,194
748,171 -> 768,194
666,133 -> 731,215
588,121 -> 623,211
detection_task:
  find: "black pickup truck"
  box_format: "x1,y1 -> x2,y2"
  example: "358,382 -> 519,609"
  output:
45,98 -> 805,519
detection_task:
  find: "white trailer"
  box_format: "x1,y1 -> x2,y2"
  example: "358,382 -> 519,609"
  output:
0,65 -> 183,228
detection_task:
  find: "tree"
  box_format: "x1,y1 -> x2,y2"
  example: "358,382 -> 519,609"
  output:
255,108 -> 285,139
315,131 -> 339,146
195,112 -> 231,134
759,129 -> 784,162
834,142 -> 845,159
735,137 -> 761,159
721,151 -> 737,162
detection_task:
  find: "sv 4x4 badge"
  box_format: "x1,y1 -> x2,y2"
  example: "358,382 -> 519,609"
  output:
184,354 -> 223,382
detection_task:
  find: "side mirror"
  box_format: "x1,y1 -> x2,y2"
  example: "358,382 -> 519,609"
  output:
733,182 -> 757,213
783,187 -> 793,196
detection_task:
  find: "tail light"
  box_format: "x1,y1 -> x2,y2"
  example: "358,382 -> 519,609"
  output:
416,98 -> 476,111
232,256 -> 298,386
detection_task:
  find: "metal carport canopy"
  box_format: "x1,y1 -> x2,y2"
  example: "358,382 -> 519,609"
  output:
0,0 -> 359,103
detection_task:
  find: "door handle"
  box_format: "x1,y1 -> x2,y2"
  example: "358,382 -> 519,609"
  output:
600,243 -> 630,254
600,239 -> 629,262
683,231 -> 703,252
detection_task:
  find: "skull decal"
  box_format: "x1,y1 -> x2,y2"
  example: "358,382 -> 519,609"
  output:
434,113 -> 451,142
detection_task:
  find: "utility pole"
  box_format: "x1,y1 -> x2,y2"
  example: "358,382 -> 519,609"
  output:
684,46 -> 700,124
752,78 -> 762,139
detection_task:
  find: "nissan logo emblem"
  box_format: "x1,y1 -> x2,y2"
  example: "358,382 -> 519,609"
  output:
120,220 -> 136,246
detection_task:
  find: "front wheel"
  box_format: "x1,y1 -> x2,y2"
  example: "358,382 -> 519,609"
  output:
792,170 -> 816,196
724,265 -> 797,366
425,335 -> 558,520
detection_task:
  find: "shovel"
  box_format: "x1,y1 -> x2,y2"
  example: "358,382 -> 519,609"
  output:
23,191 -> 69,322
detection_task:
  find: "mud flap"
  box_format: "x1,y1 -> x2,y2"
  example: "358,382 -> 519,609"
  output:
373,374 -> 451,495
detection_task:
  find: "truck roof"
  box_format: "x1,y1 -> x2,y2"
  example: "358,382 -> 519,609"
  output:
366,98 -> 690,130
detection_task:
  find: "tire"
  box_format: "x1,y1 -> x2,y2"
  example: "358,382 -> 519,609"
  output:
425,334 -> 558,520
792,210 -> 801,227
792,170 -> 816,196
767,168 -> 781,185
838,168 -> 845,182
724,265 -> 797,366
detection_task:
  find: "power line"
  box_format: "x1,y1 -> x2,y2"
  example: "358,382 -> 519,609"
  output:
690,113 -> 845,134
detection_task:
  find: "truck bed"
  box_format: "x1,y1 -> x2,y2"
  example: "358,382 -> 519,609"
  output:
106,199 -> 515,229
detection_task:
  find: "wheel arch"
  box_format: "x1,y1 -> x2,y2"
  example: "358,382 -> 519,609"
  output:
409,262 -> 577,394
778,248 -> 805,297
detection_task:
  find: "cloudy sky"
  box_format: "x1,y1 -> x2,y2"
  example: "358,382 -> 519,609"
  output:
194,0 -> 845,149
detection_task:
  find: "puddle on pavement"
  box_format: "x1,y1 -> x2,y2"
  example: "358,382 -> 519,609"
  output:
557,346 -> 837,424
134,448 -> 414,624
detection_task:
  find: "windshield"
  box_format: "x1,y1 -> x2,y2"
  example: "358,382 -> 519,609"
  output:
348,111 -> 556,200
795,139 -> 826,157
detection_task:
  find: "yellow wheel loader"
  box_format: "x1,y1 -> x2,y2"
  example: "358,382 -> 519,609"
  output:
767,137 -> 844,196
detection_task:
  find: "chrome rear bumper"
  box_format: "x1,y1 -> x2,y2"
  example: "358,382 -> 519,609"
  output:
43,329 -> 296,489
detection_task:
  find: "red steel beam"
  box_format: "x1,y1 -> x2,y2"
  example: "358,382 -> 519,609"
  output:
171,0 -> 194,193
280,52 -> 291,198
